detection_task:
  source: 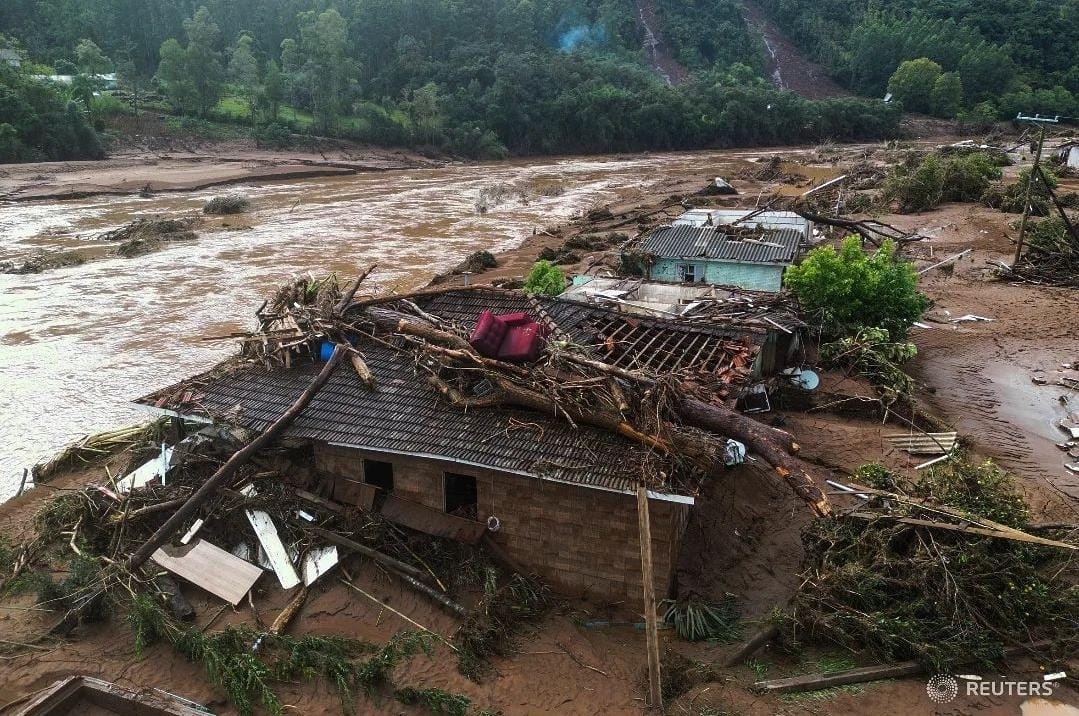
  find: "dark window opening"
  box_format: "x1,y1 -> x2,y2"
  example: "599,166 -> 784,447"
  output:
363,459 -> 394,492
444,472 -> 477,518
679,264 -> 695,282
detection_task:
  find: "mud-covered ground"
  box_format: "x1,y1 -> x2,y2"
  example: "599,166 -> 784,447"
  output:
1,140 -> 1077,715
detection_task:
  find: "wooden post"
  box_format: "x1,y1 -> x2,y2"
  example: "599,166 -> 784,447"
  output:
1014,123 -> 1046,264
637,485 -> 663,710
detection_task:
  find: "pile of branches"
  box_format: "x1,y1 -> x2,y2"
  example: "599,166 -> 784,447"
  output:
227,270 -> 834,511
0,438 -> 487,715
787,458 -> 1079,670
996,166 -> 1079,287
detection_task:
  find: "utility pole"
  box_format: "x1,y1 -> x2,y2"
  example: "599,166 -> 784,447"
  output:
637,484 -> 663,710
1013,114 -> 1058,264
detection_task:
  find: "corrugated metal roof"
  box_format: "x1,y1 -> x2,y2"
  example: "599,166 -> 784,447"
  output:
637,226 -> 802,265
673,209 -> 811,237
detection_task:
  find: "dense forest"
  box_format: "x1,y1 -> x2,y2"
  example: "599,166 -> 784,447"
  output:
757,0 -> 1079,120
0,0 -> 906,161
1,0 -> 1073,162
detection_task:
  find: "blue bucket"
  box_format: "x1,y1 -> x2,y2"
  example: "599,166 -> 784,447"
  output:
319,341 -> 335,361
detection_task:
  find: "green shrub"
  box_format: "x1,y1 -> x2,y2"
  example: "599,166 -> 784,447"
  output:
784,236 -> 928,339
203,194 -> 251,215
255,122 -> 292,149
522,260 -> 565,296
662,594 -> 742,642
820,326 -> 917,401
884,152 -> 1001,212
982,167 -> 1058,216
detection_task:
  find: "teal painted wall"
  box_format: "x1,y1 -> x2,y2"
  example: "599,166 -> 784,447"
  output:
650,258 -> 785,292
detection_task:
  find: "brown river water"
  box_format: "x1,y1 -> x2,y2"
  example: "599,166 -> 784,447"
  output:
0,149 -> 777,499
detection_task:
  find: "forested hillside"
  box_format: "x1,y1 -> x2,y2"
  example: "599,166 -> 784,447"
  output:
0,0 -> 907,161
757,0 -> 1079,120
4,0 -> 1071,162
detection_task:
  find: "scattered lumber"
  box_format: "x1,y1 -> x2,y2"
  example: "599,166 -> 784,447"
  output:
150,539 -> 263,606
127,344 -> 347,570
723,623 -> 779,667
884,431 -> 958,455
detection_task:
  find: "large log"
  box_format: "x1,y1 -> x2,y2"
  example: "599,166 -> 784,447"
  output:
126,345 -> 348,569
675,397 -> 830,516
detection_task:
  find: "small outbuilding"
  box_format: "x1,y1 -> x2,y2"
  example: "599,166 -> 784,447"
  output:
629,224 -> 802,292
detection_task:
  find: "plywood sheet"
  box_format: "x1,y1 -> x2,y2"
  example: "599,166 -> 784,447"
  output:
152,543 -> 263,603
151,540 -> 263,605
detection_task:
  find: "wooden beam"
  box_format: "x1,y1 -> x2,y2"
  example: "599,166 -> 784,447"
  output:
637,485 -> 663,710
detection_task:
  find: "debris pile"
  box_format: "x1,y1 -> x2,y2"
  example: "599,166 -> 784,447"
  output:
202,193 -> 251,215
788,458 -> 1078,670
0,249 -> 85,275
108,216 -> 202,258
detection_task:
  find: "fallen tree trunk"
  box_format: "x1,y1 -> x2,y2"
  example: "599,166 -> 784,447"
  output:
675,397 -> 830,516
754,640 -> 1054,694
126,345 -> 347,570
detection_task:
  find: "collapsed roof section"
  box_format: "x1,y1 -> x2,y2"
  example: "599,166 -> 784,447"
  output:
139,288 -> 765,499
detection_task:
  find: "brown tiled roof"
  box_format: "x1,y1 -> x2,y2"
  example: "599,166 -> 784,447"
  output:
140,288 -> 762,496
141,340 -> 662,494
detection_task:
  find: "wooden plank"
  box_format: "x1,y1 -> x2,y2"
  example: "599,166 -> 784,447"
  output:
331,477 -> 378,510
15,675 -> 213,715
150,539 -> 263,606
241,485 -> 301,589
302,546 -> 339,586
380,495 -> 487,543
755,660 -> 925,694
637,485 -> 663,710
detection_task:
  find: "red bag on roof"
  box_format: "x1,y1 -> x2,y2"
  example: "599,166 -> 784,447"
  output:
498,311 -> 532,327
498,321 -> 547,363
469,310 -> 508,357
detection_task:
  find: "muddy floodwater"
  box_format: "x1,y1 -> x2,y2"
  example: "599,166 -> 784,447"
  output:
0,149 -> 777,499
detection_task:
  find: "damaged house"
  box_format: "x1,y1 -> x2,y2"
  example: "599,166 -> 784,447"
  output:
627,221 -> 804,292
140,287 -> 769,602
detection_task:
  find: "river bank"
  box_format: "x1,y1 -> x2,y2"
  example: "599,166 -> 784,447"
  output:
0,146 -> 440,202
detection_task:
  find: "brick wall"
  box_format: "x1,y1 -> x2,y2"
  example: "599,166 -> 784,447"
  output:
313,444 -> 689,602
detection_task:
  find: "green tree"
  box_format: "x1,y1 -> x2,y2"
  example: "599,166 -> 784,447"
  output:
115,47 -> 147,115
930,72 -> 963,118
228,34 -> 258,88
887,58 -> 943,113
182,6 -> 224,116
74,38 -> 111,76
155,37 -> 196,113
959,44 -> 1016,105
404,82 -> 442,144
262,59 -> 283,122
784,237 -> 928,338
298,9 -> 348,132
228,33 -> 259,117
523,260 -> 565,296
